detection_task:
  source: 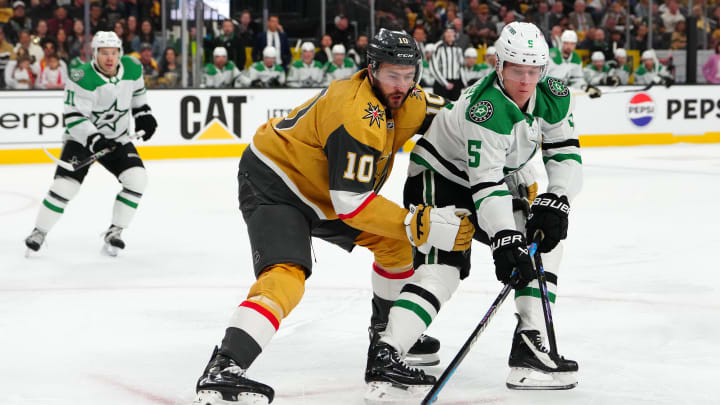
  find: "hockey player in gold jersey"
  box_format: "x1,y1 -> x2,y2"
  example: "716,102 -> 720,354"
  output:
193,29 -> 474,405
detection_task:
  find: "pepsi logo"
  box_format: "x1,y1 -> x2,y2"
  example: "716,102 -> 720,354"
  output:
627,93 -> 655,127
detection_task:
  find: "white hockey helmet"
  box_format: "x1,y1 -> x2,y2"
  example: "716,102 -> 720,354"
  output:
464,47 -> 478,58
425,43 -> 436,54
495,22 -> 549,84
331,44 -> 346,54
301,42 -> 315,52
641,49 -> 655,60
213,46 -> 227,57
614,48 -> 627,58
560,29 -> 578,44
591,51 -> 605,62
92,31 -> 123,64
485,46 -> 497,56
263,46 -> 277,58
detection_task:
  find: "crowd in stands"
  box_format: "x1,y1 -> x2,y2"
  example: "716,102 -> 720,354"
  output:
3,0 -> 720,91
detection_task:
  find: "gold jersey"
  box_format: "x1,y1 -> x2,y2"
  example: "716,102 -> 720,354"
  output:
250,69 -> 446,241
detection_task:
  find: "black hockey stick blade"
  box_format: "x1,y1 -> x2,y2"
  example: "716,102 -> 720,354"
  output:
421,282 -> 514,405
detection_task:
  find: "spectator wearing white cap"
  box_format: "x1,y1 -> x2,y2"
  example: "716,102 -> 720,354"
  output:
286,42 -> 325,88
583,51 -> 609,85
202,46 -> 242,88
240,46 -> 285,88
459,47 -> 489,88
634,49 -> 672,86
322,43 -> 356,86
420,42 -> 435,88
546,29 -> 585,88
607,48 -> 631,84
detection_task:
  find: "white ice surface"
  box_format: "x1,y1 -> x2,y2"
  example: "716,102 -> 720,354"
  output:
1,144 -> 719,405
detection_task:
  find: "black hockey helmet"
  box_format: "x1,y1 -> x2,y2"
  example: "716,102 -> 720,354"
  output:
367,28 -> 422,84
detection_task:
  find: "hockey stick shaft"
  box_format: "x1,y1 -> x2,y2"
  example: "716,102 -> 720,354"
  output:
421,282 -> 514,405
529,232 -> 558,357
43,131 -> 145,172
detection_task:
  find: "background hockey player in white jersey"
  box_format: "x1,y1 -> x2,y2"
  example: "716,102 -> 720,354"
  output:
420,42 -> 435,88
369,22 -> 582,400
607,48 -> 631,85
322,44 -> 357,86
460,47 -> 491,88
285,42 -> 325,88
633,49 -> 673,86
24,31 -> 157,256
202,47 -> 243,88
583,51 -> 610,85
239,46 -> 286,88
546,30 -> 585,88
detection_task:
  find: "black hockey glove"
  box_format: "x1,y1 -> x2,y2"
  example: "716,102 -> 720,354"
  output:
584,84 -> 601,98
490,230 -> 534,289
86,133 -> 120,159
134,114 -> 158,141
604,75 -> 620,87
526,193 -> 570,253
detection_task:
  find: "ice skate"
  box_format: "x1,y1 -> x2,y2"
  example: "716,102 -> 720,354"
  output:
364,340 -> 436,404
193,347 -> 274,405
370,323 -> 440,366
24,228 -> 47,257
506,315 -> 578,390
102,225 -> 125,257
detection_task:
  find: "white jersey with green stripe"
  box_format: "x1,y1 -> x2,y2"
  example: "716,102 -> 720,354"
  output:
583,64 -> 610,86
546,47 -> 586,88
63,55 -> 150,146
408,72 -> 583,237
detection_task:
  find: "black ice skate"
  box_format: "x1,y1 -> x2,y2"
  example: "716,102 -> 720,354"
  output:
369,323 -> 440,366
193,346 -> 274,405
24,228 -> 46,256
102,225 -> 125,256
364,340 -> 436,404
506,314 -> 578,390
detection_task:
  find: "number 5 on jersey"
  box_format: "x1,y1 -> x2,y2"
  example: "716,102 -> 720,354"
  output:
343,152 -> 374,182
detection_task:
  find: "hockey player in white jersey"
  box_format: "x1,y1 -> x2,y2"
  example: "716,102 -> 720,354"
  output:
583,51 -> 610,85
24,31 -> 157,256
368,22 -> 582,400
203,47 -> 243,88
460,47 -> 491,88
633,49 -> 673,86
285,42 -> 325,88
546,30 -> 585,88
322,44 -> 357,86
607,48 -> 631,85
420,42 -> 435,88
239,46 -> 286,88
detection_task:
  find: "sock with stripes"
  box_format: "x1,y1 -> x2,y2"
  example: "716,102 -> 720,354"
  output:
381,264 -> 460,355
34,176 -> 81,233
112,167 -> 147,228
370,263 -> 415,328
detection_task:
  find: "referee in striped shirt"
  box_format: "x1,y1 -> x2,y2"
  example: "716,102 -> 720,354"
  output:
430,26 -> 464,100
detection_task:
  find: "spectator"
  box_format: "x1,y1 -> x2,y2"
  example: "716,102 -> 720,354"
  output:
661,0 -> 685,34
157,47 -> 181,88
252,14 -> 290,70
314,34 -> 332,64
241,46 -> 285,88
29,0 -> 54,24
577,27 -> 595,50
529,2 -> 551,36
635,0 -> 651,21
329,14 -> 353,50
452,17 -> 470,50
126,15 -> 138,49
587,0 -> 607,26
430,26 -> 463,100
412,25 -> 427,56
55,28 -> 69,62
32,37 -> 67,76
15,30 -> 42,64
568,0 -> 594,34
210,19 -> 245,70
7,1 -> 31,44
236,9 -> 257,46
136,19 -> 160,59
0,27 -> 15,88
47,6 -> 72,37
421,0 -> 443,42
671,20 -> 687,50
549,25 -> 563,48
466,3 -> 497,46
495,7 -> 516,36
67,19 -> 85,60
548,1 -> 566,29
692,6 -> 711,40
89,3 -> 108,34
702,42 -> 720,83
113,20 -> 133,54
33,19 -> 48,43
35,52 -> 66,89
420,42 -> 435,88
589,28 -> 611,60
103,0 -> 127,29
68,0 -> 85,21
322,43 -> 355,86
608,30 -> 624,53
6,49 -> 33,89
600,2 -> 627,36
286,41 -> 325,88
462,0 -> 482,27
137,42 -> 158,87
347,34 -> 368,68
202,46 -> 241,88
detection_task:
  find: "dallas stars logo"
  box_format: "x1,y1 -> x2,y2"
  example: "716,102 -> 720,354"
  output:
92,99 -> 128,131
547,78 -> 569,97
362,102 -> 385,128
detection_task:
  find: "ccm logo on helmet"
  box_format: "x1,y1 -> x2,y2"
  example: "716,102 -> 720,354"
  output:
396,53 -> 414,57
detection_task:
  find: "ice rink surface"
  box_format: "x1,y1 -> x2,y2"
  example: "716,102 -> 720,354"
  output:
2,144 -> 719,405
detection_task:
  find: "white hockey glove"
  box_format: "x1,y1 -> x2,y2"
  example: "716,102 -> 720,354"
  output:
404,204 -> 474,252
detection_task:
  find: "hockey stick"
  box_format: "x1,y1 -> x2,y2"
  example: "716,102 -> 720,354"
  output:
574,82 -> 653,98
421,277 -> 515,405
43,130 -> 145,172
529,232 -> 558,358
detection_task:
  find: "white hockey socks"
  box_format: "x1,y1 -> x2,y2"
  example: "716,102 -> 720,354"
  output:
381,264 -> 460,355
112,167 -> 147,228
34,176 -> 81,233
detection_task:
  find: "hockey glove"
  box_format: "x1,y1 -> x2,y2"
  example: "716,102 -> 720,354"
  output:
134,114 -> 158,141
584,84 -> 601,99
86,133 -> 120,159
490,230 -> 534,289
526,193 -> 570,253
604,75 -> 621,87
404,204 -> 475,252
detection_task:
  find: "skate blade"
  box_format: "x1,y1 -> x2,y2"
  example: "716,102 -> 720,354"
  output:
364,381 -> 432,404
101,243 -> 120,257
193,390 -> 270,405
506,367 -> 578,390
404,352 -> 440,367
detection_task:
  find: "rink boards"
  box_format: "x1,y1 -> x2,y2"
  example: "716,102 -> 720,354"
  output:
1,85 -> 720,165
